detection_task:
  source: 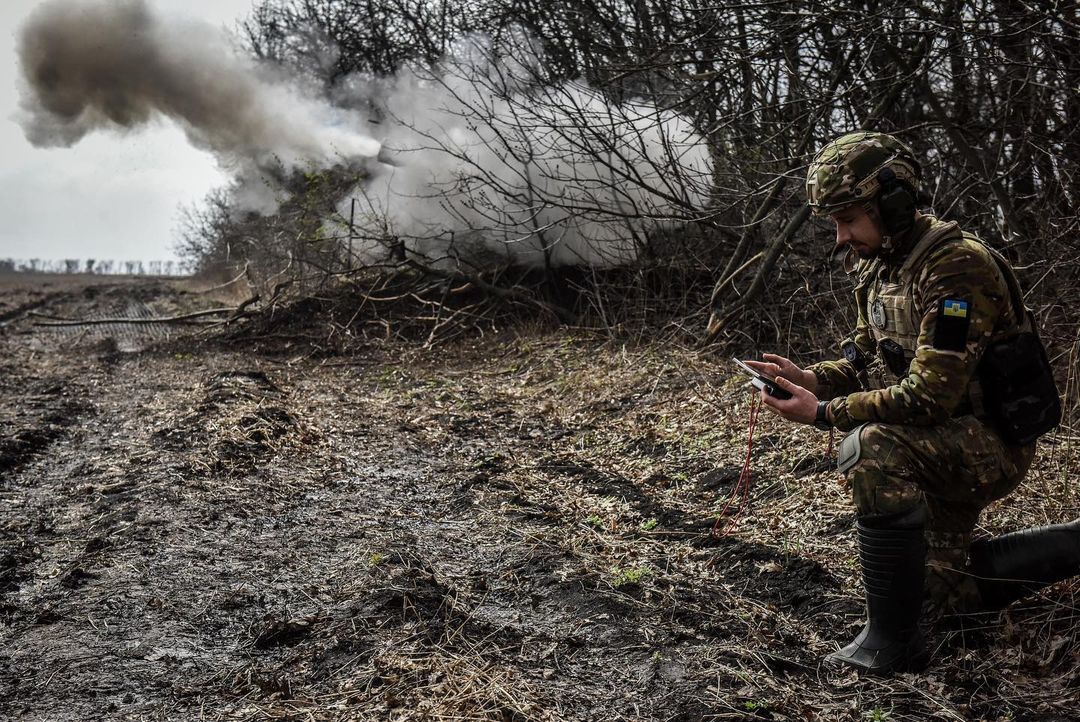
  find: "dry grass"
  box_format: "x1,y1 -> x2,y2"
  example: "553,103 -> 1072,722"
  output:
3,277 -> 1080,721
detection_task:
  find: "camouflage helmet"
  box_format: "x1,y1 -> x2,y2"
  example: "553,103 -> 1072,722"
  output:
806,131 -> 920,214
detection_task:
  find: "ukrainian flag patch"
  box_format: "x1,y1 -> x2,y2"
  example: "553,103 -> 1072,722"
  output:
943,300 -> 969,318
935,298 -> 971,351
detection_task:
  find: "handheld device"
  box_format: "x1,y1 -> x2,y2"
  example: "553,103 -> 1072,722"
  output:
732,357 -> 793,400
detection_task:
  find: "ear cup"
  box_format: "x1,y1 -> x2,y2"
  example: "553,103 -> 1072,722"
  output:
876,167 -> 916,236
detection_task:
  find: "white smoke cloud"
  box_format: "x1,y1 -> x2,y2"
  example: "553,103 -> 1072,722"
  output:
16,1 -> 712,269
333,49 -> 713,269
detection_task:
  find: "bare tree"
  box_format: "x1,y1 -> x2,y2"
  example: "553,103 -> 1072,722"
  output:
168,0 -> 1078,342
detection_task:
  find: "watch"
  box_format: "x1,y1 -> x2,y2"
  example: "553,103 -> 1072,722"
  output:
814,400 -> 832,431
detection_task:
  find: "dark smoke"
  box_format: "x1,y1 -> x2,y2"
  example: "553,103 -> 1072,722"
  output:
14,2 -> 711,266
16,0 -> 379,211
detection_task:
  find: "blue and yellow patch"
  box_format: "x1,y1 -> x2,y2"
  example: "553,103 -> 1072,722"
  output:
943,300 -> 969,318
935,298 -> 971,351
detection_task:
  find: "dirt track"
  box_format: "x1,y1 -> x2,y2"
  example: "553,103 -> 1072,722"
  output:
2,276 -> 1079,721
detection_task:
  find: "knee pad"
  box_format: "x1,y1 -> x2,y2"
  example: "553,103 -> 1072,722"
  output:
837,424 -> 866,474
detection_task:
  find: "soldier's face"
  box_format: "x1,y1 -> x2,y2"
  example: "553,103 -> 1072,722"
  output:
830,205 -> 883,259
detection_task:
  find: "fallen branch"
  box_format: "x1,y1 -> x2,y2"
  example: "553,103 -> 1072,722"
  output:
193,263 -> 251,294
31,307 -> 239,327
226,294 -> 262,324
405,261 -> 577,324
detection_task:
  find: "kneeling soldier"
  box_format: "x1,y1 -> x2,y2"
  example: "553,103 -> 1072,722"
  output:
744,131 -> 1074,674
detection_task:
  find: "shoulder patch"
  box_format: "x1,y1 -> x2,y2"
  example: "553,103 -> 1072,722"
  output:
943,299 -> 968,318
934,298 -> 970,351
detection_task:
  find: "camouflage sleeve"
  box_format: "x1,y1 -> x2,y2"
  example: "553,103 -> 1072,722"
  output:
807,319 -> 876,398
828,239 -> 1011,431
807,357 -> 859,399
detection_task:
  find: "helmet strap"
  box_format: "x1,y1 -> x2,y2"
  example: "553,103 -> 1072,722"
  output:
861,201 -> 894,251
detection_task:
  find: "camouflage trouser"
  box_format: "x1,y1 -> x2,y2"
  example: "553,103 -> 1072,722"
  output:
841,416 -> 1036,614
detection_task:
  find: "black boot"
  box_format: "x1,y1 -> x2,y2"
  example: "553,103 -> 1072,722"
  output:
826,508 -> 928,674
969,519 -> 1080,610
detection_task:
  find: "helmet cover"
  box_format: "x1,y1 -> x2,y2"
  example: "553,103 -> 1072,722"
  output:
806,131 -> 920,214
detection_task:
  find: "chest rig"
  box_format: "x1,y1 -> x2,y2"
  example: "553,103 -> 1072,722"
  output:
855,220 -> 999,391
850,219 -> 1058,442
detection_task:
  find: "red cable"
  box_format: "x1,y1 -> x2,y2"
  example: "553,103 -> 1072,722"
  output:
713,392 -> 761,537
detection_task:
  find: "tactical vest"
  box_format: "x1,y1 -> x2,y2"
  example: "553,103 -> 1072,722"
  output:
849,217 -> 1059,442
854,219 -> 1017,408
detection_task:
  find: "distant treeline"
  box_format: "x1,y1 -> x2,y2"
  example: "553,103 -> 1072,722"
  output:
0,259 -> 187,276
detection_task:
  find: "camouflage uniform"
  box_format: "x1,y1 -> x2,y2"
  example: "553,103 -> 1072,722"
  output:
805,134 -> 1036,613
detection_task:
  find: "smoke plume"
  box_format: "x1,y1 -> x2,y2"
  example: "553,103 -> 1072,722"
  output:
337,47 -> 713,269
16,0 -> 379,212
16,2 -> 712,268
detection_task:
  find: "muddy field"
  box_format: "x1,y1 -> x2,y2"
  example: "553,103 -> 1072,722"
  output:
1,275 -> 1079,721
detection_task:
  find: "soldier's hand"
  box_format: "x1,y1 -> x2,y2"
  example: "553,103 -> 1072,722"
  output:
744,353 -> 818,394
758,375 -> 819,425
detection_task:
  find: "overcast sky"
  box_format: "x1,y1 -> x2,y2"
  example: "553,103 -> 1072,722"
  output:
0,0 -> 258,264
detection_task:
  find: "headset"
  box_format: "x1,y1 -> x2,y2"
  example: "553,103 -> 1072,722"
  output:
875,161 -> 920,237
